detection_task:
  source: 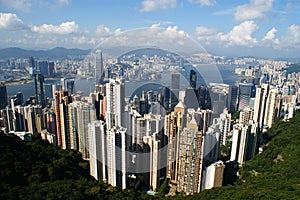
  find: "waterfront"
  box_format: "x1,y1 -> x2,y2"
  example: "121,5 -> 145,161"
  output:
6,64 -> 241,101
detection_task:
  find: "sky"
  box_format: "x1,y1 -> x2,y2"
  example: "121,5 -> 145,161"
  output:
0,0 -> 300,58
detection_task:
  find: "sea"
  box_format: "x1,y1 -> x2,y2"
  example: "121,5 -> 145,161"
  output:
6,64 -> 241,101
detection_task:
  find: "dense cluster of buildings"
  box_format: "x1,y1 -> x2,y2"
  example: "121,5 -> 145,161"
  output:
0,51 -> 299,195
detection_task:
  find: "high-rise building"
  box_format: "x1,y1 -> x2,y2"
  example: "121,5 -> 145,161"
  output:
143,133 -> 162,191
219,109 -> 232,146
165,101 -> 186,183
54,90 -> 71,148
238,82 -> 254,110
106,78 -> 125,129
202,160 -> 225,190
71,100 -> 96,159
106,126 -> 127,189
170,73 -> 180,109
0,82 -> 8,109
34,72 -> 46,108
28,56 -> 35,78
263,88 -> 278,130
230,122 -> 258,165
190,69 -> 197,89
253,83 -> 269,130
177,118 -> 204,194
95,50 -> 104,84
89,120 -> 107,182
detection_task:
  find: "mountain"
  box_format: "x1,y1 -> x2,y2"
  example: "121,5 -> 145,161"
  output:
0,47 -> 91,59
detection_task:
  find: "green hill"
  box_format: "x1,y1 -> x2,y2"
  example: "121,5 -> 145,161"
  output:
1,113 -> 300,199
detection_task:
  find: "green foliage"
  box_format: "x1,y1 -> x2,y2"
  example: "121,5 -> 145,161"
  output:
0,133 -> 148,200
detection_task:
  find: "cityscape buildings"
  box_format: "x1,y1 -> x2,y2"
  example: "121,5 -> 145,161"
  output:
0,49 -> 299,196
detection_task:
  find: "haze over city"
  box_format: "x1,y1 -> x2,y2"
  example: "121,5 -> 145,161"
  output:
0,0 -> 300,57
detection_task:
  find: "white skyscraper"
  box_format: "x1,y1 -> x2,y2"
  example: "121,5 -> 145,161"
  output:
106,126 -> 127,189
202,160 -> 225,190
106,78 -> 125,129
88,120 -> 107,182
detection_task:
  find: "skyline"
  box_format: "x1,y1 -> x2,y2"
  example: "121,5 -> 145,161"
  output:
0,0 -> 300,58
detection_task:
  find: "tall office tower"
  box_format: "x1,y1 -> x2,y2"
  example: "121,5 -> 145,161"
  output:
34,72 -> 46,108
190,69 -> 197,89
230,121 -> 258,165
106,78 -> 125,130
239,107 -> 254,125
184,87 -> 199,109
170,73 -> 180,109
106,126 -> 127,189
238,82 -> 254,110
71,100 -> 96,159
38,61 -> 49,76
143,133 -> 162,191
228,85 -> 238,113
89,120 -> 107,181
177,118 -> 204,194
48,61 -> 55,76
0,82 -> 8,109
163,86 -> 170,110
202,160 -> 225,190
54,90 -> 71,148
219,108 -> 232,146
61,78 -> 75,94
253,83 -> 269,130
28,56 -> 35,78
165,101 -> 186,183
95,50 -> 104,84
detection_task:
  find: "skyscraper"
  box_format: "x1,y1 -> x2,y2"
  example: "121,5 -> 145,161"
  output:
170,73 -> 180,109
0,82 -> 8,109
177,118 -> 204,194
165,101 -> 186,183
95,50 -> 104,84
89,120 -> 107,181
106,126 -> 127,189
34,72 -> 46,108
190,69 -> 197,89
106,78 -> 125,129
238,82 -> 254,110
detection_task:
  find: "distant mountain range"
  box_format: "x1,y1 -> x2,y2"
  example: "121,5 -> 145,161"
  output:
0,47 -> 91,60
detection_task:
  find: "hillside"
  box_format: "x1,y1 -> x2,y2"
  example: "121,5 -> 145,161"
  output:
0,133 -> 147,200
0,47 -> 90,59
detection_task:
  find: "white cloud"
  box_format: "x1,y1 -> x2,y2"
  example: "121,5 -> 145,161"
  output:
94,25 -> 112,37
195,21 -> 259,47
282,24 -> 300,48
0,0 -> 32,13
56,0 -> 70,7
222,21 -> 259,47
189,0 -> 216,6
195,26 -> 218,45
0,13 -> 28,31
140,0 -> 177,12
31,21 -> 79,35
262,27 -> 280,46
235,0 -> 274,22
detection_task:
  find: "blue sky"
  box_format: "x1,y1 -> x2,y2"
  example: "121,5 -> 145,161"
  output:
0,0 -> 300,57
